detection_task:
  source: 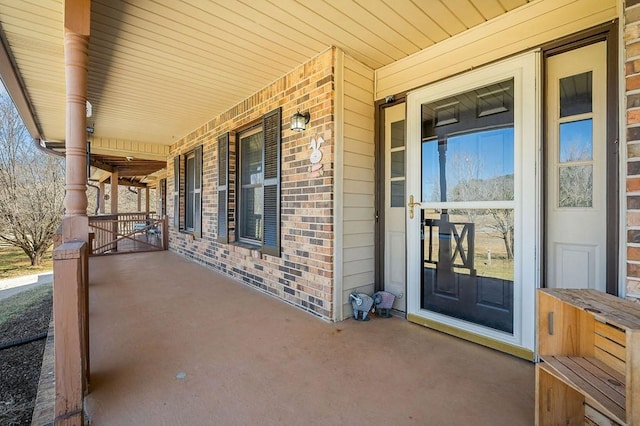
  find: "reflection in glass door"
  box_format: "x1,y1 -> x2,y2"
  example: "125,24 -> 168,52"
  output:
421,80 -> 515,333
406,53 -> 538,357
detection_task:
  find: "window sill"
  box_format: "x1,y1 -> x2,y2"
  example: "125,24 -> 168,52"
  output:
229,241 -> 262,259
178,229 -> 196,239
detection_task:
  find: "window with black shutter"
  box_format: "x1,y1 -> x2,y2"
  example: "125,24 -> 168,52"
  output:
217,133 -> 229,243
185,152 -> 196,230
192,145 -> 202,237
261,108 -> 281,256
234,107 -> 281,256
176,145 -> 203,236
173,155 -> 180,229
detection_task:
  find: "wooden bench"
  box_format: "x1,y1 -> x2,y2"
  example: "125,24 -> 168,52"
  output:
536,289 -> 640,425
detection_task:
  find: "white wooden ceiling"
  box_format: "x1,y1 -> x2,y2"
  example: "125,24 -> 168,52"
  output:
0,0 -> 530,147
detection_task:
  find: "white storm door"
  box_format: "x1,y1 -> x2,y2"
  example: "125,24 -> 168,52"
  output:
384,103 -> 406,312
406,52 -> 539,355
546,42 -> 607,292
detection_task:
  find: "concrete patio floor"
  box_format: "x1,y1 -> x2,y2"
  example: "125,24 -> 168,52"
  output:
85,251 -> 534,425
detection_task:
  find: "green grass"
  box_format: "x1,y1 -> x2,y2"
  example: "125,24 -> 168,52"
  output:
0,283 -> 52,329
475,257 -> 514,281
0,246 -> 53,280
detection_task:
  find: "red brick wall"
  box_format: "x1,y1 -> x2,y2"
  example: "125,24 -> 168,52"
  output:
167,49 -> 335,319
626,0 -> 640,301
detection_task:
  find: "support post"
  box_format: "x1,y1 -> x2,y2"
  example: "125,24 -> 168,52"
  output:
137,189 -> 142,212
54,2 -> 91,425
145,187 -> 150,215
110,169 -> 118,214
53,241 -> 88,426
110,170 -> 118,251
62,0 -> 90,242
98,182 -> 105,214
163,215 -> 169,250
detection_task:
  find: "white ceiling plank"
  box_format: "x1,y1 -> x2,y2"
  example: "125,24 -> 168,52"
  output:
414,1 -> 467,35
0,0 -> 533,146
380,0 -> 449,44
326,0 -> 423,54
470,0 -> 508,20
194,0 -> 327,56
498,0 -> 529,11
88,27 -> 279,88
445,0 -> 486,28
92,1 -> 293,76
272,0 -> 392,66
141,0 -> 317,66
304,0 -> 410,60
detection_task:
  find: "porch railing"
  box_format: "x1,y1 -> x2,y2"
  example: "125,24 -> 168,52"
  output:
88,213 -> 168,255
423,217 -> 476,275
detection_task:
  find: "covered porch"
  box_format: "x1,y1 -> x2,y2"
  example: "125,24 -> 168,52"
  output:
3,1 -> 635,423
83,250 -> 533,425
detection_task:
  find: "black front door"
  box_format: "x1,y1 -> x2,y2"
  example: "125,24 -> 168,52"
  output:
419,79 -> 516,334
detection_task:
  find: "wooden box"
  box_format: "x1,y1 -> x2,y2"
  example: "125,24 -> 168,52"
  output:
536,289 -> 640,425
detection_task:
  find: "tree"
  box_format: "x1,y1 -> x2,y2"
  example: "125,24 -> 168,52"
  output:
452,175 -> 515,261
0,92 -> 65,265
558,143 -> 593,208
448,150 -> 515,260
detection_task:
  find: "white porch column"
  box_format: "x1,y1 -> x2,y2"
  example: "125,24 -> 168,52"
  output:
62,0 -> 90,241
56,4 -> 91,426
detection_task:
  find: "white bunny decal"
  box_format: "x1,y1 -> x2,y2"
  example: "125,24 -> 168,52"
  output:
309,136 -> 324,164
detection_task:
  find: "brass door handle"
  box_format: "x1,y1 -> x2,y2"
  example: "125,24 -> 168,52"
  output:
408,195 -> 421,219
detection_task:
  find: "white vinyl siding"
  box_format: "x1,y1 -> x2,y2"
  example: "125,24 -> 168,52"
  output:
339,54 -> 376,319
375,0 -> 616,100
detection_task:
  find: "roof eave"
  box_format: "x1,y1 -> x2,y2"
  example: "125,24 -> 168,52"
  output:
0,24 -> 44,140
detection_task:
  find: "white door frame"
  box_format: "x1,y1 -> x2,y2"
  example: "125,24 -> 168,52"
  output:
405,51 -> 540,355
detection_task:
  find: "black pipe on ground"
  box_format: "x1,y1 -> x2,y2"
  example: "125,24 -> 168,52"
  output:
0,332 -> 48,351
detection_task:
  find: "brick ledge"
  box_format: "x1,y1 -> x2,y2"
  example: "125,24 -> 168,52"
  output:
30,320 -> 54,426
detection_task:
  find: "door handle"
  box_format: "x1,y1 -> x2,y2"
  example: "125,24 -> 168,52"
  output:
408,195 -> 421,219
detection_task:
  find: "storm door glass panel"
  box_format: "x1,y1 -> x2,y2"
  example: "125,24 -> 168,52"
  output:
557,72 -> 594,208
422,128 -> 514,202
390,120 -> 405,207
239,129 -> 264,242
422,209 -> 514,333
559,166 -> 593,208
559,120 -> 593,162
185,154 -> 195,230
560,71 -> 592,117
420,79 -> 515,334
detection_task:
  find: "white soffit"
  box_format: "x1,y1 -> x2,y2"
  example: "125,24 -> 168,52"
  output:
0,0 -> 530,146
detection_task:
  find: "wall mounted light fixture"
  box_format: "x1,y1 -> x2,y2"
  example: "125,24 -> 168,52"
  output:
290,109 -> 310,132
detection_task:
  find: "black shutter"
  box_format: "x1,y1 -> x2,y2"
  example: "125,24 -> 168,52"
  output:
193,145 -> 203,238
262,108 -> 281,256
217,133 -> 229,243
173,155 -> 180,229
158,178 -> 166,217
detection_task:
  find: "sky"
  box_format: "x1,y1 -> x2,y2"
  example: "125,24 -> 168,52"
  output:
559,119 -> 592,162
422,127 -> 514,202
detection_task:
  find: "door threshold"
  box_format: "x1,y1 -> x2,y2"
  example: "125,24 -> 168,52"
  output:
407,313 -> 534,361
